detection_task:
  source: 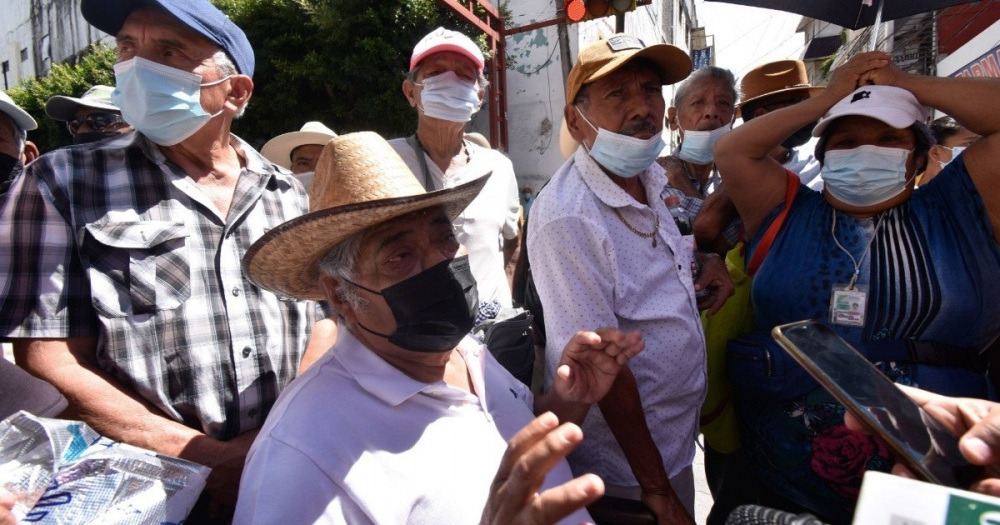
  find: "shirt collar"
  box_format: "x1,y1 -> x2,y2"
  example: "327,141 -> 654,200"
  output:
572,146 -> 668,209
335,328 -> 488,407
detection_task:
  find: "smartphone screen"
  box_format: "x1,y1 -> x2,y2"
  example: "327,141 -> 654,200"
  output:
771,320 -> 983,489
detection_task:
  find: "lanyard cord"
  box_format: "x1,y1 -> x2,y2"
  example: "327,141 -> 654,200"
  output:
831,208 -> 887,290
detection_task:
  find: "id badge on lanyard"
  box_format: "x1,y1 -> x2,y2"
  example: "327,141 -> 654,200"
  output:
830,283 -> 867,327
828,209 -> 886,328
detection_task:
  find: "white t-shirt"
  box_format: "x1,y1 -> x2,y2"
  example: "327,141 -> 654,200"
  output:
389,138 -> 520,307
234,330 -> 589,524
528,148 -> 707,487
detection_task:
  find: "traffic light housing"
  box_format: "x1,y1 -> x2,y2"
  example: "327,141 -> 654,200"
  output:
564,0 -> 648,23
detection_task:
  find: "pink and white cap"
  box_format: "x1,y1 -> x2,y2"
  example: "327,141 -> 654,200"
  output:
813,85 -> 929,137
410,27 -> 484,73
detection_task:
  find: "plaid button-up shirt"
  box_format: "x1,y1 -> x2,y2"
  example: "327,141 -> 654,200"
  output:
0,132 -> 320,440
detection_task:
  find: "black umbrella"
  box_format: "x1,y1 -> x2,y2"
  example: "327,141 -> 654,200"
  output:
704,0 -> 982,49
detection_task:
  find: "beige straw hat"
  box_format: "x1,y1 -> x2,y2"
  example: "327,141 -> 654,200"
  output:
243,131 -> 489,300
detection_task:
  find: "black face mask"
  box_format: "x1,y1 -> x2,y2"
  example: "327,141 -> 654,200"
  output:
0,153 -> 22,196
73,131 -> 121,145
347,255 -> 479,353
782,122 -> 817,150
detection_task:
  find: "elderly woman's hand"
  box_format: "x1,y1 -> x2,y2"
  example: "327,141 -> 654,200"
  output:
860,57 -> 910,89
825,51 -> 893,100
694,252 -> 734,316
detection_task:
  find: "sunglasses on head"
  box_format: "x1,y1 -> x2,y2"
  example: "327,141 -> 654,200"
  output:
68,112 -> 125,135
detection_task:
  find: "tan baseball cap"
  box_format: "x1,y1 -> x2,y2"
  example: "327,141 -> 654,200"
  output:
566,34 -> 691,104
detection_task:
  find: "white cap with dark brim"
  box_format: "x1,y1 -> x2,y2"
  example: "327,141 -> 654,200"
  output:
813,85 -> 928,137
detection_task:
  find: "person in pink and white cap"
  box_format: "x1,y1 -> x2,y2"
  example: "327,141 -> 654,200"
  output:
389,27 -> 523,313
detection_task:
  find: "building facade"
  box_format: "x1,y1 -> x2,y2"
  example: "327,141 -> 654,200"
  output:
1,0 -> 112,89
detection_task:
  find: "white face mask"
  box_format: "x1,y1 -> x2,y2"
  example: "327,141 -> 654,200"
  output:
937,145 -> 965,169
417,71 -> 481,122
821,145 -> 912,207
676,123 -> 730,165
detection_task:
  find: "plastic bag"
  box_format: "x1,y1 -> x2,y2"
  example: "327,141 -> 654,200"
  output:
0,411 -> 209,524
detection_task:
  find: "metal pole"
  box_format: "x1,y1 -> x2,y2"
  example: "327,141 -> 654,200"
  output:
616,13 -> 625,33
868,0 -> 885,51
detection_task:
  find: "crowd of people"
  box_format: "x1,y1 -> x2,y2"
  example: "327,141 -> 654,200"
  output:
1,0 -> 999,524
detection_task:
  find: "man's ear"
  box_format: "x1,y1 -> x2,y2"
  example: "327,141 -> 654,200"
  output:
564,104 -> 586,142
753,106 -> 769,120
402,79 -> 419,108
22,140 -> 39,164
321,275 -> 357,325
667,107 -> 679,132
227,75 -> 253,113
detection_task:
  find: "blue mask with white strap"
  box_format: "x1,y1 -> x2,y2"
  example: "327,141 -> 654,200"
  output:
575,106 -> 664,178
112,57 -> 230,146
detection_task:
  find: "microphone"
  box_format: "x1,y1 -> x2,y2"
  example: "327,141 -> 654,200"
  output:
725,504 -> 828,525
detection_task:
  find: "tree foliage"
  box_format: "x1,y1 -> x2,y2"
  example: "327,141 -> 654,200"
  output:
7,45 -> 117,153
7,1 -> 487,152
215,0 -> 483,146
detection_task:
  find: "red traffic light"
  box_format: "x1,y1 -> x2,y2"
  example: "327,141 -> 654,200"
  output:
565,0 -> 586,22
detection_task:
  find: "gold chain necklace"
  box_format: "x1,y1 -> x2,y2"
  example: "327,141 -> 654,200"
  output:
612,207 -> 659,248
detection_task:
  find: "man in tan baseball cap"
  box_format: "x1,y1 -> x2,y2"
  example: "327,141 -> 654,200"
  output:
530,34 -> 733,524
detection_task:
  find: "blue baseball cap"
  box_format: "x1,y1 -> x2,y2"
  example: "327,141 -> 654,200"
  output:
81,0 -> 255,78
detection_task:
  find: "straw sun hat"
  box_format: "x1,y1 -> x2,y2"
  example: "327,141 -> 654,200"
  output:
243,131 -> 489,301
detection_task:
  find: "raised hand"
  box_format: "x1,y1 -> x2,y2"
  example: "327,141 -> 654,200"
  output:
481,412 -> 604,525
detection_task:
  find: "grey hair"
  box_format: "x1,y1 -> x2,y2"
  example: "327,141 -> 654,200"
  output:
212,50 -> 246,119
672,66 -> 737,107
0,114 -> 25,155
316,231 -> 369,313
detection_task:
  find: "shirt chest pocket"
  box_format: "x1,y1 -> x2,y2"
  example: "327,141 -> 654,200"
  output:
82,221 -> 191,317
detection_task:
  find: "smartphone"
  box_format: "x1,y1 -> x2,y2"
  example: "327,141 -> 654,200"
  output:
771,320 -> 983,489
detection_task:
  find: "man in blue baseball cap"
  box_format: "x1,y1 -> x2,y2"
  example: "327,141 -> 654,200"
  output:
0,1 -> 323,521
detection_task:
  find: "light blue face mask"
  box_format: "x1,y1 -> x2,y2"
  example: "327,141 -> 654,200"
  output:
821,145 -> 912,207
938,145 -> 965,169
575,106 -> 664,178
676,123 -> 730,165
112,57 -> 230,146
417,71 -> 481,123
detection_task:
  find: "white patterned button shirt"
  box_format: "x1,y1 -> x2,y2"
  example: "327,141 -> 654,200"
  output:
0,131 -> 320,440
528,147 -> 707,485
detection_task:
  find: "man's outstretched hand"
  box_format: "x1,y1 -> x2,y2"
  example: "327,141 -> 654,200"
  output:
481,412 -> 604,525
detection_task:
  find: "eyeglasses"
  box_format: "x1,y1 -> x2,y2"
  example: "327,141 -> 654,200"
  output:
67,112 -> 125,135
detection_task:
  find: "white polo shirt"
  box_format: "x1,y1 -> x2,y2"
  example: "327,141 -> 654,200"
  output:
234,329 -> 590,524
528,147 -> 707,486
390,139 -> 521,307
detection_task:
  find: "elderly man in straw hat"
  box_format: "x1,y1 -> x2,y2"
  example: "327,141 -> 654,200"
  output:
391,27 -> 522,313
236,131 -> 645,524
529,35 -> 735,523
261,121 -> 338,190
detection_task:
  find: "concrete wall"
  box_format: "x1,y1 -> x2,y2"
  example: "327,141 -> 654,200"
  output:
501,0 -> 692,191
0,0 -> 112,89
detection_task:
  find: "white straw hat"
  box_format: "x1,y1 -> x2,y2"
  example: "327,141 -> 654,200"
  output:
260,121 -> 338,169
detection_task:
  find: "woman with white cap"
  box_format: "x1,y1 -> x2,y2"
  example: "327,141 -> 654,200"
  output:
714,52 -> 1000,522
